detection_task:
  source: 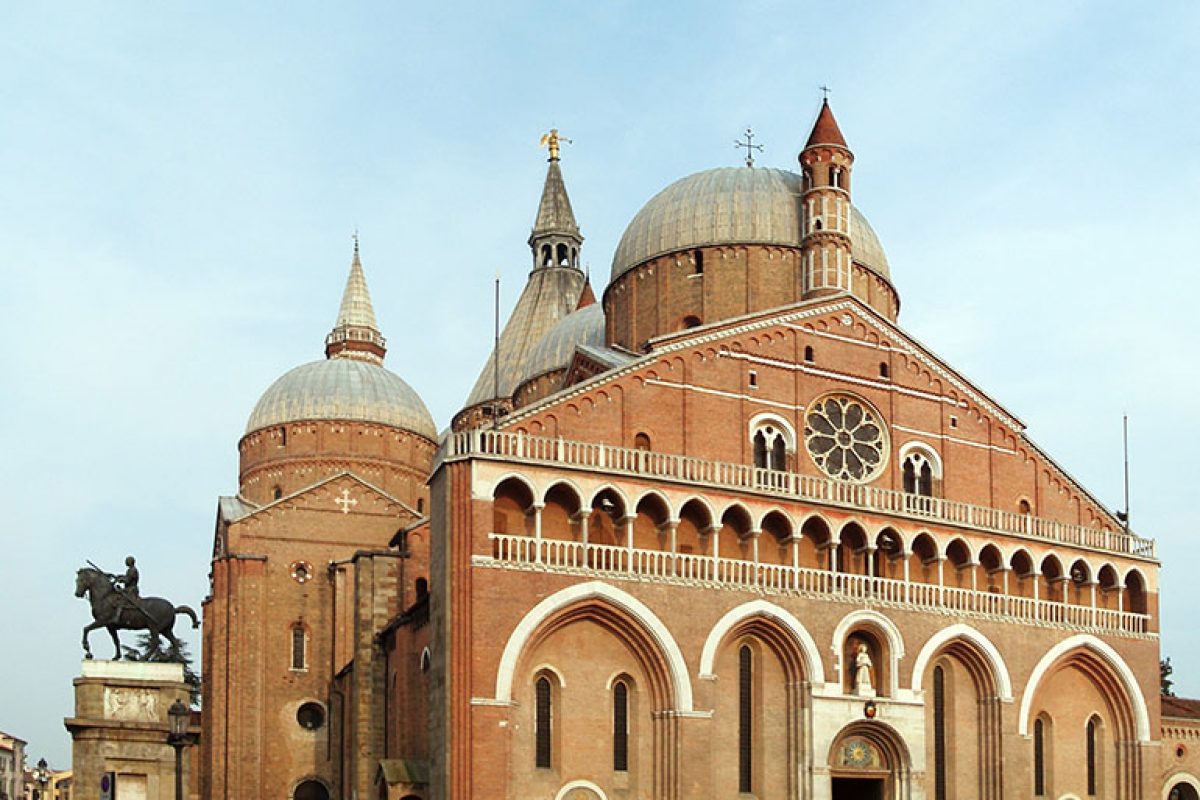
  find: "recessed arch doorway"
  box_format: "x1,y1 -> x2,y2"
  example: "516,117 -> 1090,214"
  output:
828,721 -> 912,800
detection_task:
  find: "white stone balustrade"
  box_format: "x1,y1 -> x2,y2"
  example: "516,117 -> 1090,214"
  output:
442,429 -> 1156,559
484,532 -> 1151,638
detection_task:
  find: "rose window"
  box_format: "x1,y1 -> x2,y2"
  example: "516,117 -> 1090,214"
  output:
804,395 -> 887,481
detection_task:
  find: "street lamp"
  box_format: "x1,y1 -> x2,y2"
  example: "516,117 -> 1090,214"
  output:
167,699 -> 193,800
32,758 -> 50,800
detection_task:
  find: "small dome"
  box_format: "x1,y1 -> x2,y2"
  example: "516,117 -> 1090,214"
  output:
246,358 -> 436,440
609,167 -> 889,282
518,304 -> 605,386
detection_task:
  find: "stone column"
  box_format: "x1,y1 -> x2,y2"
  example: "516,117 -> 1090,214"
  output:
65,660 -> 194,800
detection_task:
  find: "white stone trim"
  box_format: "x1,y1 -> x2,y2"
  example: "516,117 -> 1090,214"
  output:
748,411 -> 798,452
1017,633 -> 1151,742
893,423 -> 1016,455
492,581 -> 693,712
698,600 -> 826,686
831,609 -> 905,697
909,623 -> 1014,701
1163,772 -> 1200,800
555,779 -> 608,800
898,439 -> 944,478
646,377 -> 800,411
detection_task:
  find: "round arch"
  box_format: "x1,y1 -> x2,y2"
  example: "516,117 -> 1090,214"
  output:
909,623 -> 1013,701
831,609 -> 905,697
492,581 -> 693,712
1017,633 -> 1151,741
698,600 -> 826,686
554,779 -> 608,800
748,411 -> 797,451
487,472 -> 538,502
540,478 -> 585,507
1163,772 -> 1200,800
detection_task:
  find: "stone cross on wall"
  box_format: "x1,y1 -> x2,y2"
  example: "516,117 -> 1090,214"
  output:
335,488 -> 357,514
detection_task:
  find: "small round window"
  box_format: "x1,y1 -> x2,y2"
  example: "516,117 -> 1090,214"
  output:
296,701 -> 326,730
804,394 -> 887,482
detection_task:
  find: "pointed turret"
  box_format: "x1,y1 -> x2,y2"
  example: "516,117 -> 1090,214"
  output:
799,99 -> 855,299
528,130 -> 584,271
325,237 -> 387,364
805,98 -> 849,148
454,137 -> 589,429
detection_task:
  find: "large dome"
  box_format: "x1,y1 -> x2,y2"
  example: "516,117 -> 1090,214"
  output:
609,167 -> 889,282
518,303 -> 605,386
246,357 -> 437,440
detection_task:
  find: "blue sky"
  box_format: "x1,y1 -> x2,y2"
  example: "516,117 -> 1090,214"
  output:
2,0 -> 1198,768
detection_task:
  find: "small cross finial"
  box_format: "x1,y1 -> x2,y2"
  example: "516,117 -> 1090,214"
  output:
352,228 -> 359,255
539,128 -> 572,161
335,488 -> 358,514
734,127 -> 764,168
820,84 -> 831,102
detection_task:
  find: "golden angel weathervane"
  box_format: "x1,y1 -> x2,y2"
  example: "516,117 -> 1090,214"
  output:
539,128 -> 572,161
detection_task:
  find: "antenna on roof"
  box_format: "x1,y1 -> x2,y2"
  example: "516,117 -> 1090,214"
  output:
1121,413 -> 1131,532
492,273 -> 501,429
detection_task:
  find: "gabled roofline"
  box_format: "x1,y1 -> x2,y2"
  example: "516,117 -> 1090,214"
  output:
494,294 -> 1127,532
217,471 -> 420,525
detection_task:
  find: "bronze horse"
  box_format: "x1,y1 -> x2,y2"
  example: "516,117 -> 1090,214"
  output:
75,567 -> 200,659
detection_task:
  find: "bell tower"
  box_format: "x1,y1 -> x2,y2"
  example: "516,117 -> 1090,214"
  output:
799,99 -> 855,298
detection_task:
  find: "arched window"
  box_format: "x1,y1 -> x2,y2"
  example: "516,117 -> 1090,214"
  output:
933,665 -> 947,800
535,675 -> 553,769
752,425 -> 788,471
1086,716 -> 1098,796
804,345 -> 815,362
291,625 -> 306,671
693,249 -> 704,275
900,445 -> 940,499
415,577 -> 429,600
738,645 -> 753,793
634,432 -> 651,451
1034,717 -> 1046,796
417,497 -> 424,514
273,485 -> 283,500
293,780 -> 330,800
879,361 -> 890,379
682,315 -> 702,329
613,679 -> 629,772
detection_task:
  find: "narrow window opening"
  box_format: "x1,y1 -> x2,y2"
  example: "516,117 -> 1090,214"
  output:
748,370 -> 758,388
949,415 -> 958,429
738,645 -> 753,793
279,427 -> 287,448
879,361 -> 890,379
919,462 -> 933,497
273,485 -> 283,500
1018,499 -> 1032,515
613,680 -> 629,772
771,434 -> 786,471
417,497 -> 425,514
693,249 -> 704,274
902,460 -> 916,495
556,243 -> 569,267
682,315 -> 702,329
1034,718 -> 1046,796
1086,718 -> 1097,796
814,218 -> 824,231
933,665 -> 947,800
535,676 -> 552,768
634,432 -> 651,451
753,430 -> 768,469
804,345 -> 814,362
291,625 -> 306,671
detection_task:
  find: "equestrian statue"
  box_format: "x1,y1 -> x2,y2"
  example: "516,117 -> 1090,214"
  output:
75,556 -> 200,660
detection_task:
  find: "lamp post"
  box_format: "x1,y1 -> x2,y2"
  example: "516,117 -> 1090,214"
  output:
32,758 -> 50,800
167,699 -> 192,800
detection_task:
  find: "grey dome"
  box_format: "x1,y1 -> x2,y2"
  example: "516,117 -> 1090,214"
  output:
609,167 -> 889,282
246,357 -> 436,440
518,304 -> 605,386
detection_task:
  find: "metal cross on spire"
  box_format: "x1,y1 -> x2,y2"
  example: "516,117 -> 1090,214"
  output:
820,84 -> 832,101
734,127 -> 764,168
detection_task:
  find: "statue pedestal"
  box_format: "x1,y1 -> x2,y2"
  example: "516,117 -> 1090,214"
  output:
64,661 -> 194,800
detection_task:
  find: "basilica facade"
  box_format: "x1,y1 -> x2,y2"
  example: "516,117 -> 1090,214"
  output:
200,103 -> 1200,800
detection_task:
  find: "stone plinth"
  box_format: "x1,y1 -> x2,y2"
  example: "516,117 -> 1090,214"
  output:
64,660 -> 196,800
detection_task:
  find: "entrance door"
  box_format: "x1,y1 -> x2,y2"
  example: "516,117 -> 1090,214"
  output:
832,776 -> 884,800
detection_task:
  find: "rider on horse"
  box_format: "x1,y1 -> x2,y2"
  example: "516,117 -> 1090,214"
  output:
109,556 -> 145,621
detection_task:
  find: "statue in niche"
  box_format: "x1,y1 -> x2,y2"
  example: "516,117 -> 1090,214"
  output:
853,642 -> 875,697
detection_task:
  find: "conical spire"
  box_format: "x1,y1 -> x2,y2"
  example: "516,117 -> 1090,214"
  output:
528,138 -> 584,270
325,236 -> 387,364
574,278 -> 596,310
805,98 -> 849,149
